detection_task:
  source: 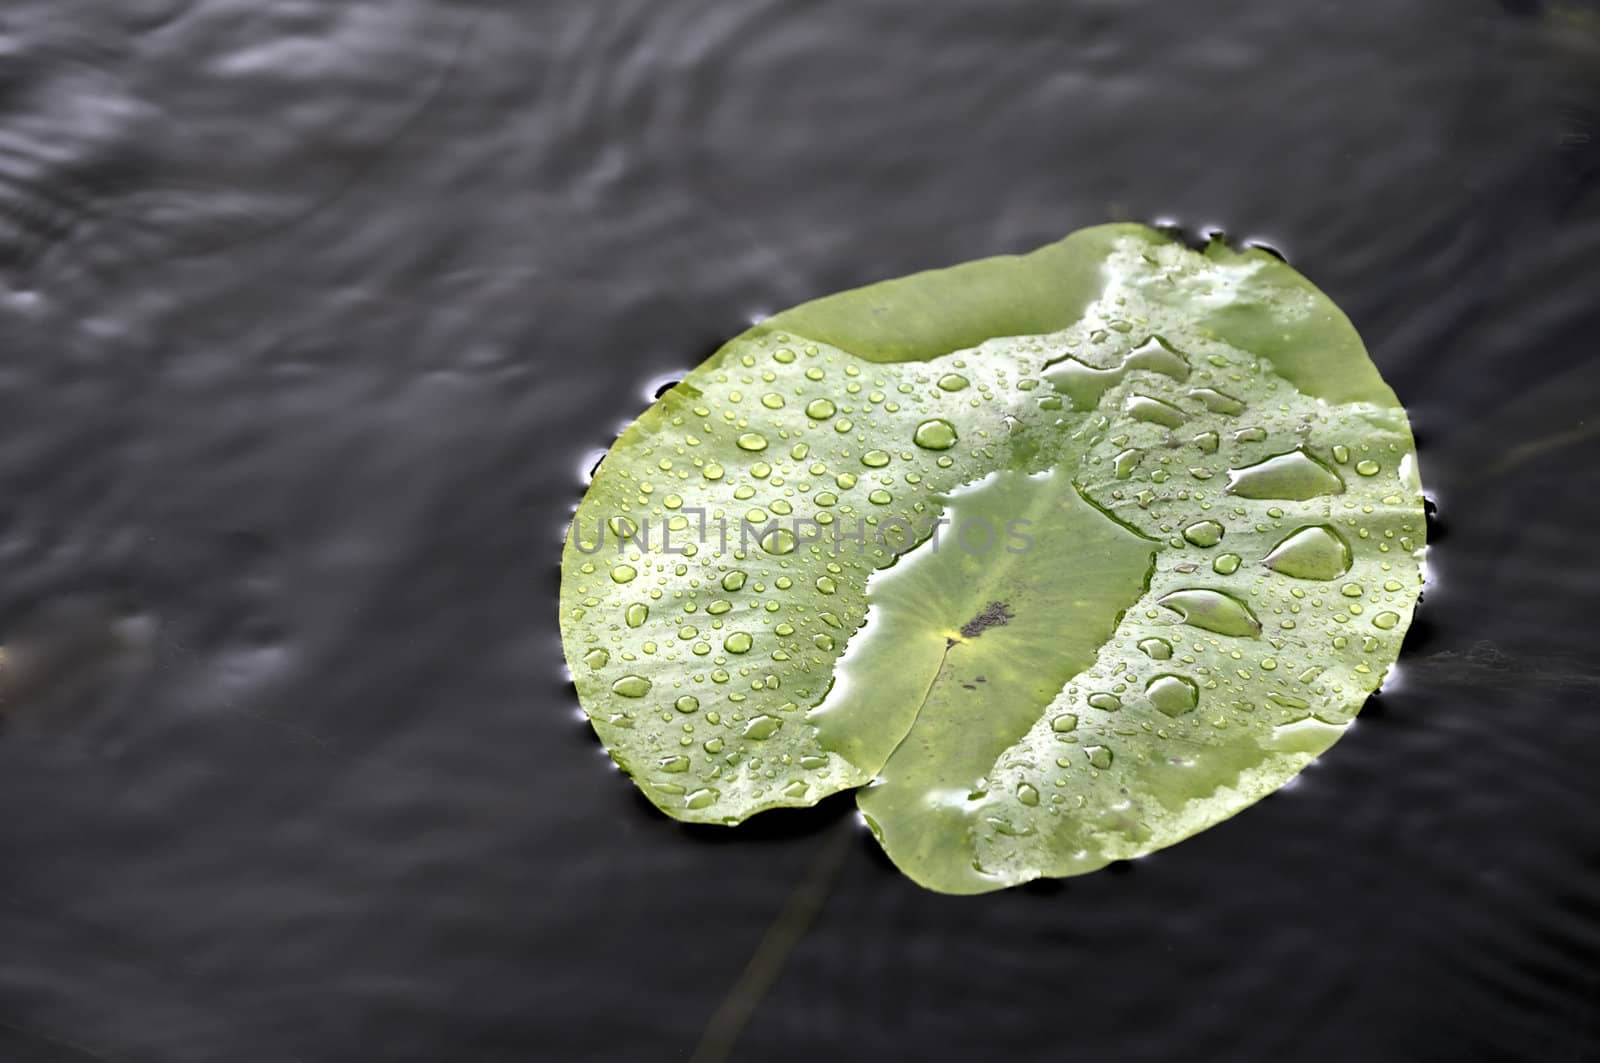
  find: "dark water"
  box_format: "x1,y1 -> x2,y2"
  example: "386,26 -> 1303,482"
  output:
2,2 -> 1598,1061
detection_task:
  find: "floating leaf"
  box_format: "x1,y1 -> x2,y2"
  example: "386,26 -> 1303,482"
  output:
560,223 -> 1425,893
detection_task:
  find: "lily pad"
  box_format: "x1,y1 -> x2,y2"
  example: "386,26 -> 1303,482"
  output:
560,223 -> 1425,894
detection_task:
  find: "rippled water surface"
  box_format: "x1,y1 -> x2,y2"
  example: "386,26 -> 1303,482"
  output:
2,2 -> 1598,1061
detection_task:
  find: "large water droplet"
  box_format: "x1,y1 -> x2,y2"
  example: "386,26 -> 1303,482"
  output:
1086,745 -> 1115,769
1225,448 -> 1344,500
659,756 -> 691,773
743,715 -> 783,740
1126,394 -> 1188,428
685,788 -> 719,810
913,418 -> 959,450
760,529 -> 797,555
1187,387 -> 1245,415
937,373 -> 970,392
1182,520 -> 1224,547
610,564 -> 637,584
1157,589 -> 1262,637
625,603 -> 649,628
861,450 -> 891,468
724,632 -> 754,654
1147,674 -> 1199,716
1016,782 -> 1041,806
737,433 -> 769,452
805,398 -> 836,420
611,675 -> 652,698
1262,525 -> 1352,580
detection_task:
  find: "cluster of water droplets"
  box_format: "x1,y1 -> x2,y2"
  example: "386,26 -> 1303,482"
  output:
562,240 -> 1423,864
960,289 -> 1423,874
564,330 -> 1036,818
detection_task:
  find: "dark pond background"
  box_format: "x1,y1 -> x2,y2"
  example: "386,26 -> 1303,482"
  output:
2,2 -> 1598,1061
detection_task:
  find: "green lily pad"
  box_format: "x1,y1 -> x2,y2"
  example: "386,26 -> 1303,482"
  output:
560,223 -> 1425,893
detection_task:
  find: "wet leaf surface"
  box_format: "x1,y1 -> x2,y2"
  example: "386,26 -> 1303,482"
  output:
562,223 -> 1425,892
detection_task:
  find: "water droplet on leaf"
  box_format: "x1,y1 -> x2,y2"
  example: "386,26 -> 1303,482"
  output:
1187,387 -> 1245,415
761,529 -> 797,555
743,715 -> 783,740
1126,394 -> 1188,428
1262,525 -> 1352,581
1226,448 -> 1344,500
1147,674 -> 1199,716
913,419 -> 959,450
1156,589 -> 1262,637
1137,637 -> 1173,660
611,675 -> 652,698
